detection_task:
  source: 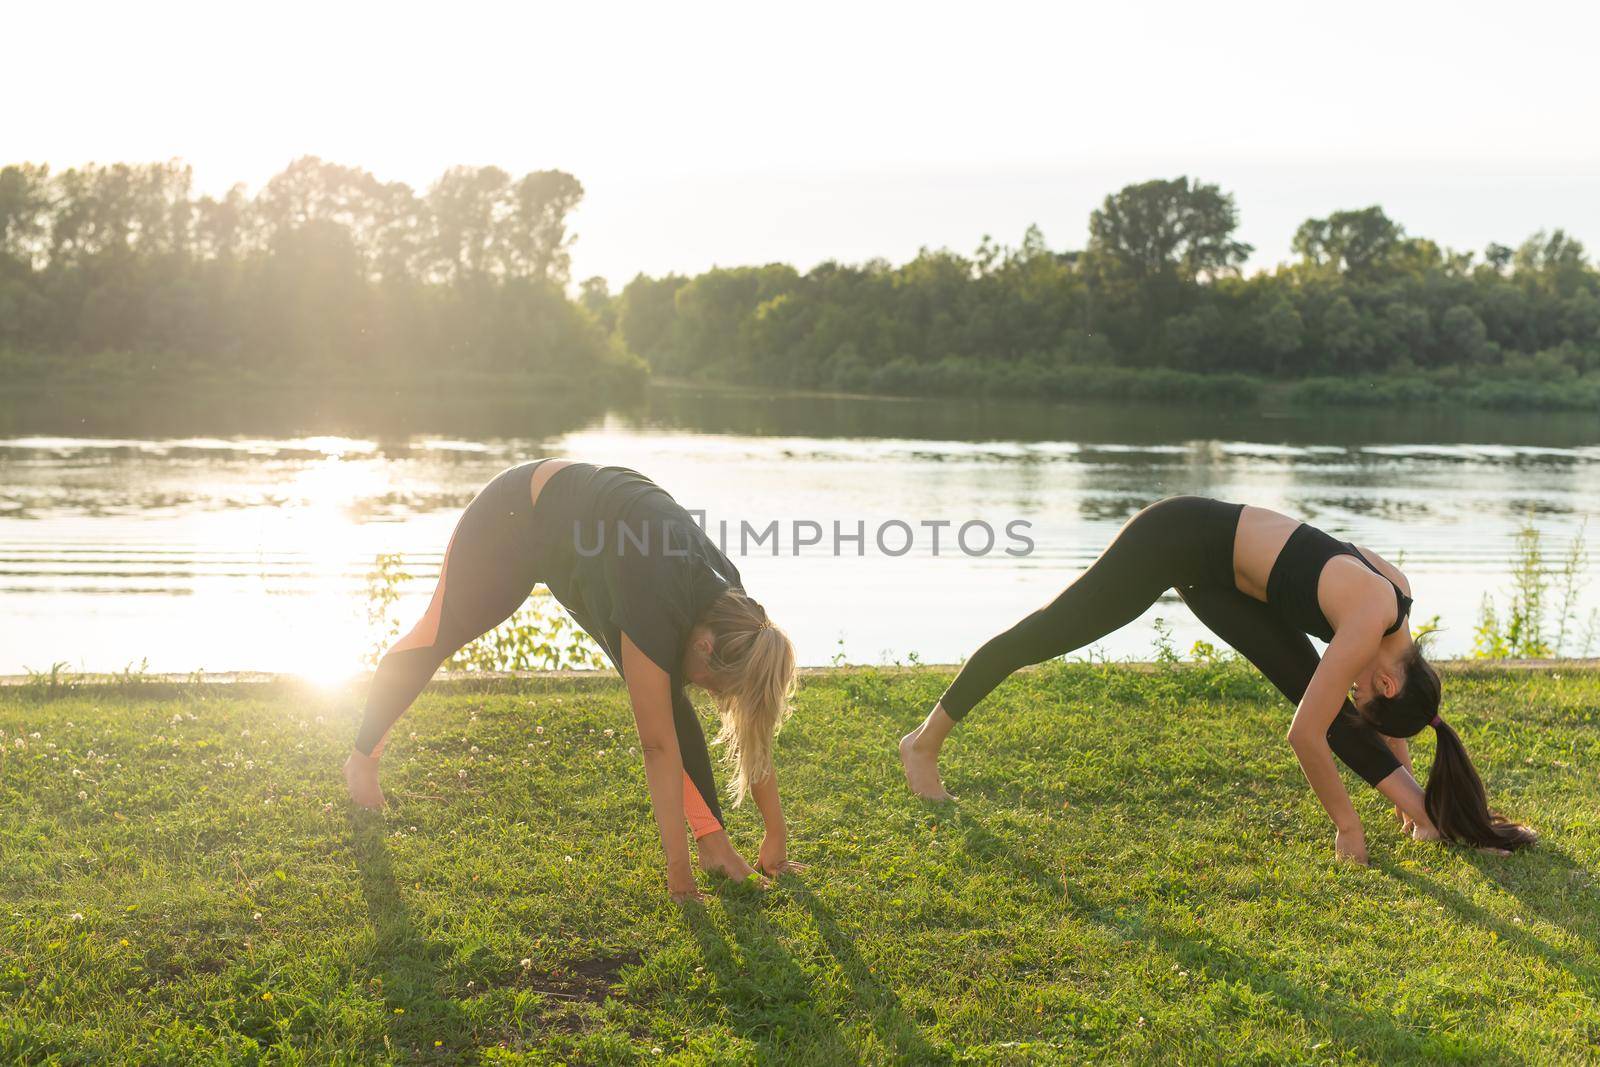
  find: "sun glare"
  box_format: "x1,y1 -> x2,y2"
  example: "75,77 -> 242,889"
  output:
238,449 -> 396,685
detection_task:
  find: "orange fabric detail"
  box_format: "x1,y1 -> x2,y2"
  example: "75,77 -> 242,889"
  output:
682,771 -> 722,839
390,529 -> 457,653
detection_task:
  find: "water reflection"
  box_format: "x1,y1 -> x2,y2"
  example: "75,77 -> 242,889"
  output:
2,386 -> 1598,675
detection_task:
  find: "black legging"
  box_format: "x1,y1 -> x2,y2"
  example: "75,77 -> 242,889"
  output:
352,462 -> 728,832
938,496 -> 1400,786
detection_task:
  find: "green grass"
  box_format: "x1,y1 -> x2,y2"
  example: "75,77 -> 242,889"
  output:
2,662 -> 1598,1064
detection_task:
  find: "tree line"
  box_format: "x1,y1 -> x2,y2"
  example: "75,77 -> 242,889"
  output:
608,177 -> 1600,408
0,158 -> 640,394
5,163 -> 1597,410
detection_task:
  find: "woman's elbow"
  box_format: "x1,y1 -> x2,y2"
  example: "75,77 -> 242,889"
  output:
637,736 -> 674,760
1285,725 -> 1324,755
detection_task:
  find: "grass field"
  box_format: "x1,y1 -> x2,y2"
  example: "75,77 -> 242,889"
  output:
2,661 -> 1598,1064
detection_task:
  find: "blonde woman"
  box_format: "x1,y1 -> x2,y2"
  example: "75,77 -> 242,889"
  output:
344,460 -> 799,900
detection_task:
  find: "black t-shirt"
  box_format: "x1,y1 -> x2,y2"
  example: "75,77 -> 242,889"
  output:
536,464 -> 743,677
532,463 -> 744,829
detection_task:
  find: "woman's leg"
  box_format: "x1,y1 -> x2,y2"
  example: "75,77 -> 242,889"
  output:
938,497 -> 1227,720
1176,584 -> 1400,786
902,496 -> 1230,797
346,465 -> 544,806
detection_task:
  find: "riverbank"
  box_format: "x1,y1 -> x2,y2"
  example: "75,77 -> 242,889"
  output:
8,349 -> 1600,434
662,364 -> 1600,414
4,663 -> 1596,1062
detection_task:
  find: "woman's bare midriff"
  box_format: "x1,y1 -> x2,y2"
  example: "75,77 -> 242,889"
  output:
1231,504 -> 1302,600
1232,504 -> 1409,609
529,458 -> 574,511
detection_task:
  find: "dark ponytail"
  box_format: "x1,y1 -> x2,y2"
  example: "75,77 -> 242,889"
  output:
1424,719 -> 1536,851
1363,641 -> 1535,851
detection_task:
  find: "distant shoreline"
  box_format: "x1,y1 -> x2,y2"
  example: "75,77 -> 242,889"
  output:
5,355 -> 1599,417
4,659 -> 1593,687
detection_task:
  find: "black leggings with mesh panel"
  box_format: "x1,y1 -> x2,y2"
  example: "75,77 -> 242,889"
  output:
937,496 -> 1400,786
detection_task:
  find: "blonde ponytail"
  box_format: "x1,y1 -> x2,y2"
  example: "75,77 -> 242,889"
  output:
700,591 -> 796,804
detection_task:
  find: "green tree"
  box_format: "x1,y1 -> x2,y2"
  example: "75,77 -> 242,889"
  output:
1292,206 -> 1403,280
1255,297 -> 1305,370
1439,304 -> 1492,363
1087,176 -> 1252,283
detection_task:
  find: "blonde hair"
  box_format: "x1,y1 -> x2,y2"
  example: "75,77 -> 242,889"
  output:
700,590 -> 796,805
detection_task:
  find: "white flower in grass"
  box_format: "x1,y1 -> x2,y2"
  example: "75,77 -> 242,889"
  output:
77,790 -> 88,800
69,912 -> 84,922
72,768 -> 82,778
30,731 -> 41,739
535,726 -> 544,735
604,728 -> 615,739
520,958 -> 532,969
254,912 -> 262,921
458,770 -> 468,780
470,746 -> 480,754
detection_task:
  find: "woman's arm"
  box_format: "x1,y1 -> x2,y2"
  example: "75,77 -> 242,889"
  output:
620,633 -> 698,900
1372,736 -> 1442,838
1285,618 -> 1386,862
1384,735 -> 1415,776
1373,764 -> 1440,839
749,768 -> 802,876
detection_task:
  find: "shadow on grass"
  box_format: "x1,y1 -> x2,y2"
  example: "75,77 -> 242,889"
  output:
954,811 -> 1508,1063
1381,842 -> 1600,985
1462,841 -> 1600,953
785,877 -> 949,1065
681,879 -> 947,1064
349,810 -> 473,1056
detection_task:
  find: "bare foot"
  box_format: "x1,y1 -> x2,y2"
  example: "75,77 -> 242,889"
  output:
343,750 -> 387,809
696,831 -> 759,882
899,729 -> 953,801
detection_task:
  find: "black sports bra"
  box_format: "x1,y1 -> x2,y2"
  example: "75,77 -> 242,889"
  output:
1265,523 -> 1413,642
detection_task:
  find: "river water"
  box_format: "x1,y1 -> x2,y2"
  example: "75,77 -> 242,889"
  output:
2,387 -> 1597,677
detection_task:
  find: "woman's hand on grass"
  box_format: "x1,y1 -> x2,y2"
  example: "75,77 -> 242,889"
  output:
1334,826 -> 1369,865
1410,821 -> 1442,843
758,829 -> 805,878
667,858 -> 701,902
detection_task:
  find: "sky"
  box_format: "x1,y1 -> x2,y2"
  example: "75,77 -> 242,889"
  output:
7,0 -> 1598,288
